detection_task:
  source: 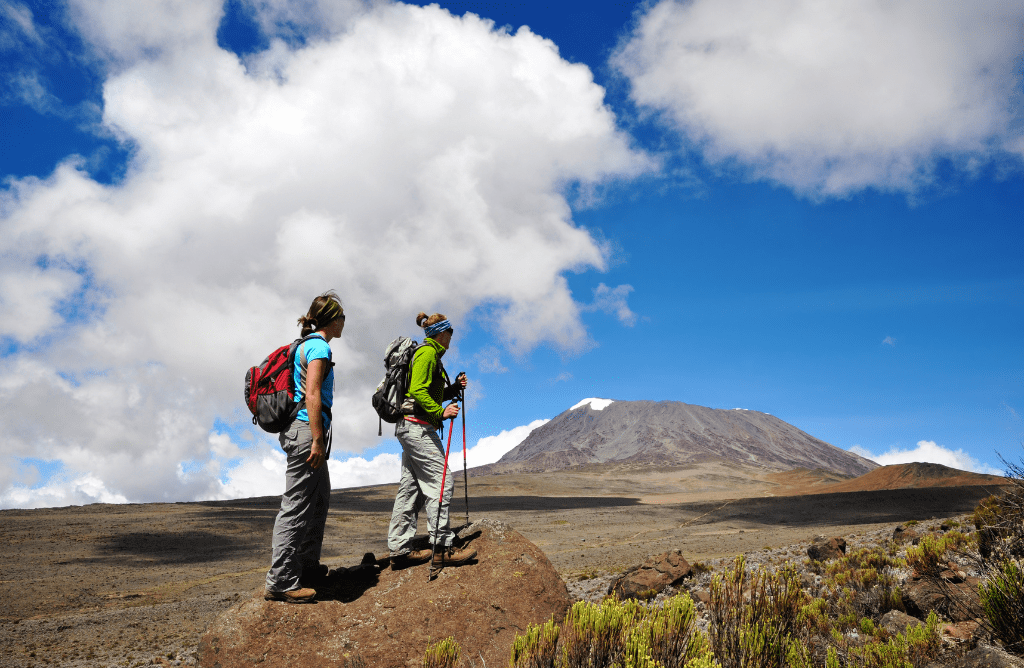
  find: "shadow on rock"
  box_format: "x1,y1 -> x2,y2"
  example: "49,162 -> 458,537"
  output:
319,553 -> 386,603
199,519 -> 570,668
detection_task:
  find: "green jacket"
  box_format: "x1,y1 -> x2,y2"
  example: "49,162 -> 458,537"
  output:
407,337 -> 459,429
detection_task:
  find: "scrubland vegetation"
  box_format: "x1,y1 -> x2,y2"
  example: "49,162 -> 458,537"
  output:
421,458 -> 1024,668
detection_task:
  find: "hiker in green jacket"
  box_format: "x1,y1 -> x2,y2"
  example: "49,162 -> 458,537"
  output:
387,312 -> 476,569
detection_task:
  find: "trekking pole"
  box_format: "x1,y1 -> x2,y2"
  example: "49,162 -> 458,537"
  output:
459,373 -> 469,525
430,398 -> 458,581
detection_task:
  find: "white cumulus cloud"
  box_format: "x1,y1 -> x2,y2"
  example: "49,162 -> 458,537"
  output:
0,472 -> 129,509
582,282 -> 637,326
0,0 -> 650,508
463,418 -> 548,468
849,440 -> 1003,475
614,0 -> 1024,197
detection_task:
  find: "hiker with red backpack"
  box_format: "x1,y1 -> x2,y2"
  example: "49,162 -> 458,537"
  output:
258,291 -> 345,603
386,312 -> 476,571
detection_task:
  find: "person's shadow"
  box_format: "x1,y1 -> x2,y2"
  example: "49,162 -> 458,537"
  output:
320,523 -> 485,601
319,552 -> 388,603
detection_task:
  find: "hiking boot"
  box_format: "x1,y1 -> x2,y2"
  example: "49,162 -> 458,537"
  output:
264,587 -> 316,603
431,545 -> 477,570
390,548 -> 433,569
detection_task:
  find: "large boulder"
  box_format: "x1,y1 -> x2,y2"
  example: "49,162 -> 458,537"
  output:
879,610 -> 924,636
902,574 -> 983,622
609,549 -> 692,600
892,525 -> 921,545
199,519 -> 570,668
926,644 -> 1024,668
807,536 -> 847,561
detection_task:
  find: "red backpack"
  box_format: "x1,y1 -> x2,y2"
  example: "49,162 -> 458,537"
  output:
245,334 -> 325,433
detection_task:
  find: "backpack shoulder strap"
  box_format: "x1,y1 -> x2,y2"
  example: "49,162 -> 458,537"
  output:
295,333 -> 333,424
294,333 -> 330,396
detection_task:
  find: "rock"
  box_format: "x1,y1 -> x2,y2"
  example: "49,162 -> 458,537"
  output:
940,568 -> 968,584
689,589 -> 710,606
927,643 -> 1024,668
902,575 -> 983,622
941,620 -> 980,643
807,536 -> 847,561
893,525 -> 922,545
880,610 -> 924,636
902,577 -> 947,619
198,519 -> 570,668
608,549 -> 692,600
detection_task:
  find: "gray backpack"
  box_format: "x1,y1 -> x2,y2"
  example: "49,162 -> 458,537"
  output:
371,336 -> 423,435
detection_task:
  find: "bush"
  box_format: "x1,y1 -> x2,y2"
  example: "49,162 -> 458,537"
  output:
823,547 -> 905,616
423,637 -> 460,668
904,531 -> 972,576
560,598 -> 637,667
508,595 -> 711,668
974,490 -> 1024,562
634,595 -> 710,668
707,556 -> 805,668
979,559 -> 1024,653
510,618 -> 559,668
850,612 -> 941,668
970,451 -> 1024,656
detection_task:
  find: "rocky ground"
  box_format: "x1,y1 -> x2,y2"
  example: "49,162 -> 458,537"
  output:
0,470 -> 1005,668
564,514 -> 1024,668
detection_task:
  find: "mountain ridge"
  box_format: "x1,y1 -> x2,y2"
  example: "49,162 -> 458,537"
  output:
492,399 -> 877,476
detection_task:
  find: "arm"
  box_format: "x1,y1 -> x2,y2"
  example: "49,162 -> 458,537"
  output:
305,357 -> 328,469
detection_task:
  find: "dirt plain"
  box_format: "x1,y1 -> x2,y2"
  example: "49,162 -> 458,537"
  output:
0,461 -> 1007,668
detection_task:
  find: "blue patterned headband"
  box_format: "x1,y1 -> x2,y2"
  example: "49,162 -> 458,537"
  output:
424,319 -> 452,338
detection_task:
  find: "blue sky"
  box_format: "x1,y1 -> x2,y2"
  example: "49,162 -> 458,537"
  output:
1,0 -> 1021,507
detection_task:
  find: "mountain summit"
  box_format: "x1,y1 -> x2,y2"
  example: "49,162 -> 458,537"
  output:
496,399 -> 876,476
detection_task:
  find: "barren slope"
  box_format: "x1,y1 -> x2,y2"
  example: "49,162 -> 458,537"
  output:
492,400 -> 877,476
810,462 -> 1007,493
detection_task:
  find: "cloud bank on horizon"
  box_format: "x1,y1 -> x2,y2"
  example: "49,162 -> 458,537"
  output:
850,440 -> 1004,476
1,0 -> 1019,508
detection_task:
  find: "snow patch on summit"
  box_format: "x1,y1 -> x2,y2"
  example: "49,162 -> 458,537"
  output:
571,398 -> 615,411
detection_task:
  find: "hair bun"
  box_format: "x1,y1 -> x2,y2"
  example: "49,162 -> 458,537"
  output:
416,311 -> 429,328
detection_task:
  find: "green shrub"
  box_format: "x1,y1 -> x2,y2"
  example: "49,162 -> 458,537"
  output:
508,595 -> 711,668
973,487 -> 1024,562
822,547 -> 905,617
852,611 -> 941,668
638,594 -> 710,668
904,531 -> 972,576
560,598 -> 638,667
707,557 -> 805,668
510,618 -> 560,668
423,637 -> 460,668
979,558 -> 1024,653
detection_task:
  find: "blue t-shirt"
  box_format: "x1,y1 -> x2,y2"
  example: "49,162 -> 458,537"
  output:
294,334 -> 333,429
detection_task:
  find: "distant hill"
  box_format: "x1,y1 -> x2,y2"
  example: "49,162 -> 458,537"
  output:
490,399 -> 877,476
817,462 -> 1007,493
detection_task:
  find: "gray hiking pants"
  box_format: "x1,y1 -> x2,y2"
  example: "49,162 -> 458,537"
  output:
387,419 -> 454,554
266,420 -> 331,593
